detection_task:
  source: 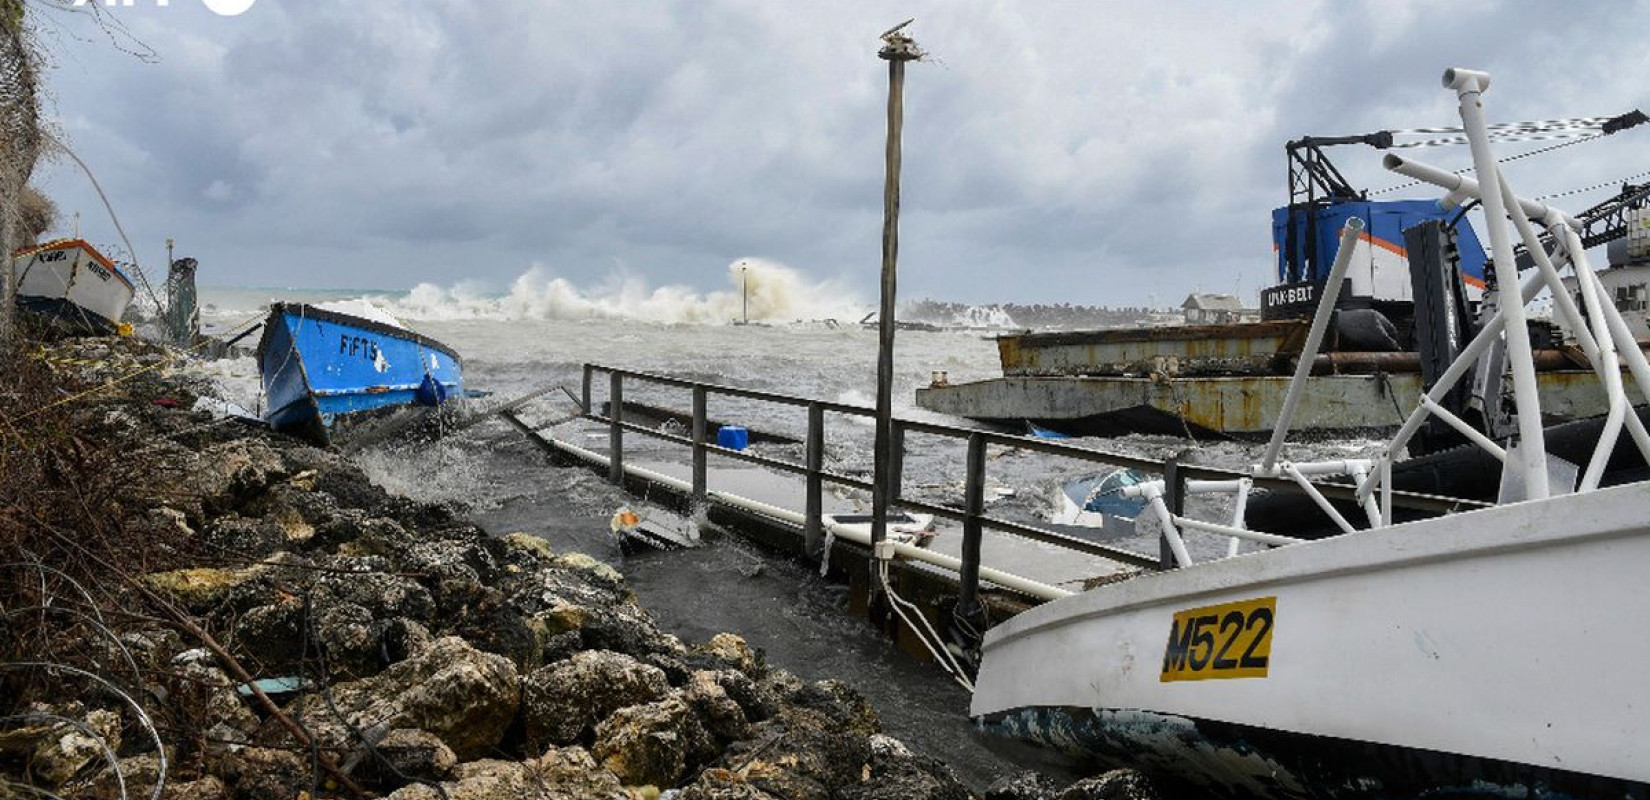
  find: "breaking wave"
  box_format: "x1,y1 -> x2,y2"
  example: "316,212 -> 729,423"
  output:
379,259 -> 867,325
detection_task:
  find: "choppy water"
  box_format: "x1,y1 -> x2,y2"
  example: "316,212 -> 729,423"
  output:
191,274 -> 1380,790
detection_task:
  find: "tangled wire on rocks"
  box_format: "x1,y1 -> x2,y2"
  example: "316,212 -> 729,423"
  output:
0,332 -> 1157,800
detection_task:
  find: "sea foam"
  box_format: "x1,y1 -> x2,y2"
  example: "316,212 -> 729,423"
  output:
380,259 -> 867,325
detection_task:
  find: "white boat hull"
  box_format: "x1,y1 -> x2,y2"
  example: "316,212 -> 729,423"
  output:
971,481 -> 1650,798
13,240 -> 136,332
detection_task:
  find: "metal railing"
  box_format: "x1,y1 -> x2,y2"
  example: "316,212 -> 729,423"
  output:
556,363 -> 1486,610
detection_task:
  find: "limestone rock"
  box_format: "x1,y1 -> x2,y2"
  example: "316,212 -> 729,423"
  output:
522,649 -> 671,747
1056,769 -> 1159,800
119,628 -> 186,675
201,516 -> 289,561
751,671 -> 804,717
539,629 -> 583,666
551,552 -> 624,585
189,438 -> 288,513
702,633 -> 761,675
684,670 -> 751,743
705,669 -> 774,724
581,601 -> 684,661
837,734 -> 971,800
591,695 -> 714,788
678,768 -> 785,800
445,602 -> 544,670
164,775 -> 230,800
165,771 -> 231,798
378,617 -> 434,665
80,752 -> 167,800
229,597 -> 305,670
728,689 -> 880,800
502,532 -> 555,562
313,563 -> 436,622
312,600 -> 380,678
142,567 -> 261,610
788,680 -> 879,738
225,746 -> 308,800
535,597 -> 587,636
985,771 -> 1061,800
311,461 -> 394,512
169,648 -> 260,743
335,516 -> 417,558
25,708 -> 122,786
263,636 -> 519,760
369,728 -> 458,784
401,534 -> 501,586
383,747 -> 630,800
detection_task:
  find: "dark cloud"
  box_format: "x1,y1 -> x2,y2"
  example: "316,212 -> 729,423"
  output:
27,0 -> 1650,306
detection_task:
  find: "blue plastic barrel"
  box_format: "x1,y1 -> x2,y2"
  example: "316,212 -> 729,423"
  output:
717,426 -> 749,451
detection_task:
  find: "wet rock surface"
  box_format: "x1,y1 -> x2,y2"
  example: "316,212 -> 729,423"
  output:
1,336 -> 1156,800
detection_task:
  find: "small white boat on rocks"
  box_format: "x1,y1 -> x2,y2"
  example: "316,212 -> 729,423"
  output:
970,69 -> 1650,799
11,239 -> 135,334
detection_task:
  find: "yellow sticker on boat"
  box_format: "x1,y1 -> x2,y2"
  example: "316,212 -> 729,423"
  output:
1161,596 -> 1275,682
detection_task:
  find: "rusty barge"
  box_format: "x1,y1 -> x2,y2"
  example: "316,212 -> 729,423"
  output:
916,315 -> 1640,439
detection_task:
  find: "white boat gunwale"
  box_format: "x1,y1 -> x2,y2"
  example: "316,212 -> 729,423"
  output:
15,238 -> 137,293
980,479 -> 1640,652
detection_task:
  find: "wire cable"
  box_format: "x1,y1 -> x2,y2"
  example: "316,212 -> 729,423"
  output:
1373,134 -> 1604,196
40,132 -> 163,314
1535,168 -> 1650,202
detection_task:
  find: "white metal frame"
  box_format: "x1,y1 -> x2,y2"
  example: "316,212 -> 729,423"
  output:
1122,68 -> 1650,568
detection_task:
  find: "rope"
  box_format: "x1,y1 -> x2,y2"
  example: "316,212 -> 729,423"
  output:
1535,168 -> 1650,202
878,559 -> 974,692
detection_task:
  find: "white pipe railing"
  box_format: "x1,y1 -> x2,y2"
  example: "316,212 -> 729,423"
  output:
1419,395 -> 1508,461
1365,74 -> 1650,504
1380,153 -> 1582,230
1284,463 -> 1358,535
1446,66 -> 1549,500
1144,491 -> 1194,568
1173,516 -> 1306,548
1226,477 -> 1252,558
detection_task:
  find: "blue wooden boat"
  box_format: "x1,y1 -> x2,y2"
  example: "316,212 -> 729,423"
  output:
255,301 -> 463,445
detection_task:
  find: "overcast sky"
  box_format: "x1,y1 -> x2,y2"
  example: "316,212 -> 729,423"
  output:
23,0 -> 1650,307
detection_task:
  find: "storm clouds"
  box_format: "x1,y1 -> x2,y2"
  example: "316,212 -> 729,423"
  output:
30,0 -> 1650,305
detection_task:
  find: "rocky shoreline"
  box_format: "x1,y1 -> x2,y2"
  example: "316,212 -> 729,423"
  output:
0,335 -> 1157,800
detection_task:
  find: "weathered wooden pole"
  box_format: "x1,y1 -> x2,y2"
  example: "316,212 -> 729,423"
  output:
871,21 -> 921,564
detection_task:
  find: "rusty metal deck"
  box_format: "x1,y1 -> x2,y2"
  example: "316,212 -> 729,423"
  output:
916,372 -> 1639,438
997,322 -> 1310,378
